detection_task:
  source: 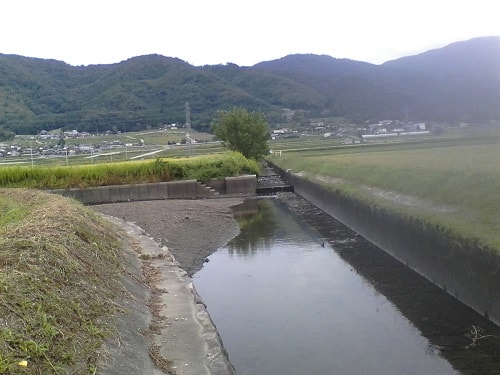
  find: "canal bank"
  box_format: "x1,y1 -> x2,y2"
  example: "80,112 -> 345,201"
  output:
272,165 -> 500,326
93,194 -> 500,374
195,195 -> 500,375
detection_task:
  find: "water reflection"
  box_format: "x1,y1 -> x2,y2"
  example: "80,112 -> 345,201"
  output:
195,197 -> 500,375
227,198 -> 278,255
284,194 -> 500,375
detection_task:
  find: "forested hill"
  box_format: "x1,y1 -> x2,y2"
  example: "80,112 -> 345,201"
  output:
0,36 -> 498,136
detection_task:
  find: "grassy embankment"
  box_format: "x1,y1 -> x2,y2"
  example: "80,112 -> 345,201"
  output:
0,151 -> 259,189
0,151 -> 258,373
269,134 -> 500,252
0,189 -> 122,374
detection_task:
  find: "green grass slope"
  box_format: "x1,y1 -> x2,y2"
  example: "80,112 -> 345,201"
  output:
0,189 -> 121,374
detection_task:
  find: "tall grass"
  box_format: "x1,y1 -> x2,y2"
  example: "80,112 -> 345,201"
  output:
0,151 -> 259,189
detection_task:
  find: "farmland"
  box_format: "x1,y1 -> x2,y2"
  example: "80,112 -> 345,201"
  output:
2,123 -> 500,251
0,128 -> 223,167
0,126 -> 259,190
269,129 -> 500,251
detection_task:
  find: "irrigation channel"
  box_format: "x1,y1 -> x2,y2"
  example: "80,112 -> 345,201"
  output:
193,195 -> 500,375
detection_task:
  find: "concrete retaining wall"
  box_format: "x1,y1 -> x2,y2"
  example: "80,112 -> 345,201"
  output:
51,175 -> 257,205
285,170 -> 500,326
225,175 -> 257,194
206,178 -> 226,194
204,175 -> 258,195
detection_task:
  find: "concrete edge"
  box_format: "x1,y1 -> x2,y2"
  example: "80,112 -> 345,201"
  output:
101,215 -> 236,375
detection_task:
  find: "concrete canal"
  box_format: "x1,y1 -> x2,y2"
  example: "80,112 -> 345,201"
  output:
194,195 -> 500,375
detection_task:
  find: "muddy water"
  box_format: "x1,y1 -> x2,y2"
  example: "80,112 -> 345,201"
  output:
193,196 -> 500,375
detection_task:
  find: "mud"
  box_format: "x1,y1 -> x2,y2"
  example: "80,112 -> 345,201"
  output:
93,198 -> 244,277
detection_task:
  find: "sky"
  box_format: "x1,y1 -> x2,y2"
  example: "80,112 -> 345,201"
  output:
1,0 -> 499,67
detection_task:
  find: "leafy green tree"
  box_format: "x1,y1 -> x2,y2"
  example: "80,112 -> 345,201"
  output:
0,127 -> 15,141
58,130 -> 65,147
212,107 -> 270,160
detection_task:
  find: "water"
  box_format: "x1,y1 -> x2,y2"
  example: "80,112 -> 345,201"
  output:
194,197 -> 499,375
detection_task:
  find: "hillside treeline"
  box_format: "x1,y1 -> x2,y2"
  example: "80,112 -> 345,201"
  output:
0,36 -> 498,136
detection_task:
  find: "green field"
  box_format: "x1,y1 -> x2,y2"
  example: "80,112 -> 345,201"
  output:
269,132 -> 500,251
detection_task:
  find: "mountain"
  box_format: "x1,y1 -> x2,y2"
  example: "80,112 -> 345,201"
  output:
382,36 -> 500,75
246,37 -> 500,122
0,36 -> 498,135
380,36 -> 500,121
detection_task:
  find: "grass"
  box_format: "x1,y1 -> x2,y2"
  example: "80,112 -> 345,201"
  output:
269,133 -> 500,251
0,151 -> 259,189
0,189 -> 122,374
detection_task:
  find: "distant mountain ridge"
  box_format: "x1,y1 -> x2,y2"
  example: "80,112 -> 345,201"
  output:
0,36 -> 498,135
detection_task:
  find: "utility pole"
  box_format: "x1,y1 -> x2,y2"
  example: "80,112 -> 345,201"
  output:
185,102 -> 192,156
185,101 -> 191,134
30,141 -> 34,170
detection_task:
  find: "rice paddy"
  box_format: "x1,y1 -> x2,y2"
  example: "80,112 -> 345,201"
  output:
269,131 -> 500,251
0,152 -> 259,189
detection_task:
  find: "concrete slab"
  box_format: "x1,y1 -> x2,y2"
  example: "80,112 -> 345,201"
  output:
100,216 -> 235,375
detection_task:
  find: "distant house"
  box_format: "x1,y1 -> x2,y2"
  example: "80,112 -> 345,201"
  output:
38,130 -> 59,140
64,130 -> 79,138
404,123 -> 426,132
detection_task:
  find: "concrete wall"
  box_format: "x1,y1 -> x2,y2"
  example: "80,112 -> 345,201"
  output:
206,178 -> 226,194
225,175 -> 257,194
51,176 -> 257,205
286,171 -> 500,326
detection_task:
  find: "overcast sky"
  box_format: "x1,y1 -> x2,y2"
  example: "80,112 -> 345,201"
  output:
2,0 -> 499,67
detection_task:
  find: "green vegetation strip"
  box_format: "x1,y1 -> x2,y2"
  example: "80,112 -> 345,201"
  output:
0,151 -> 259,189
0,189 -> 122,374
269,137 -> 500,251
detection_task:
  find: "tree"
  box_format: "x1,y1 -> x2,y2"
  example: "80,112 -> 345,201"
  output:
212,107 -> 270,160
0,127 -> 15,141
